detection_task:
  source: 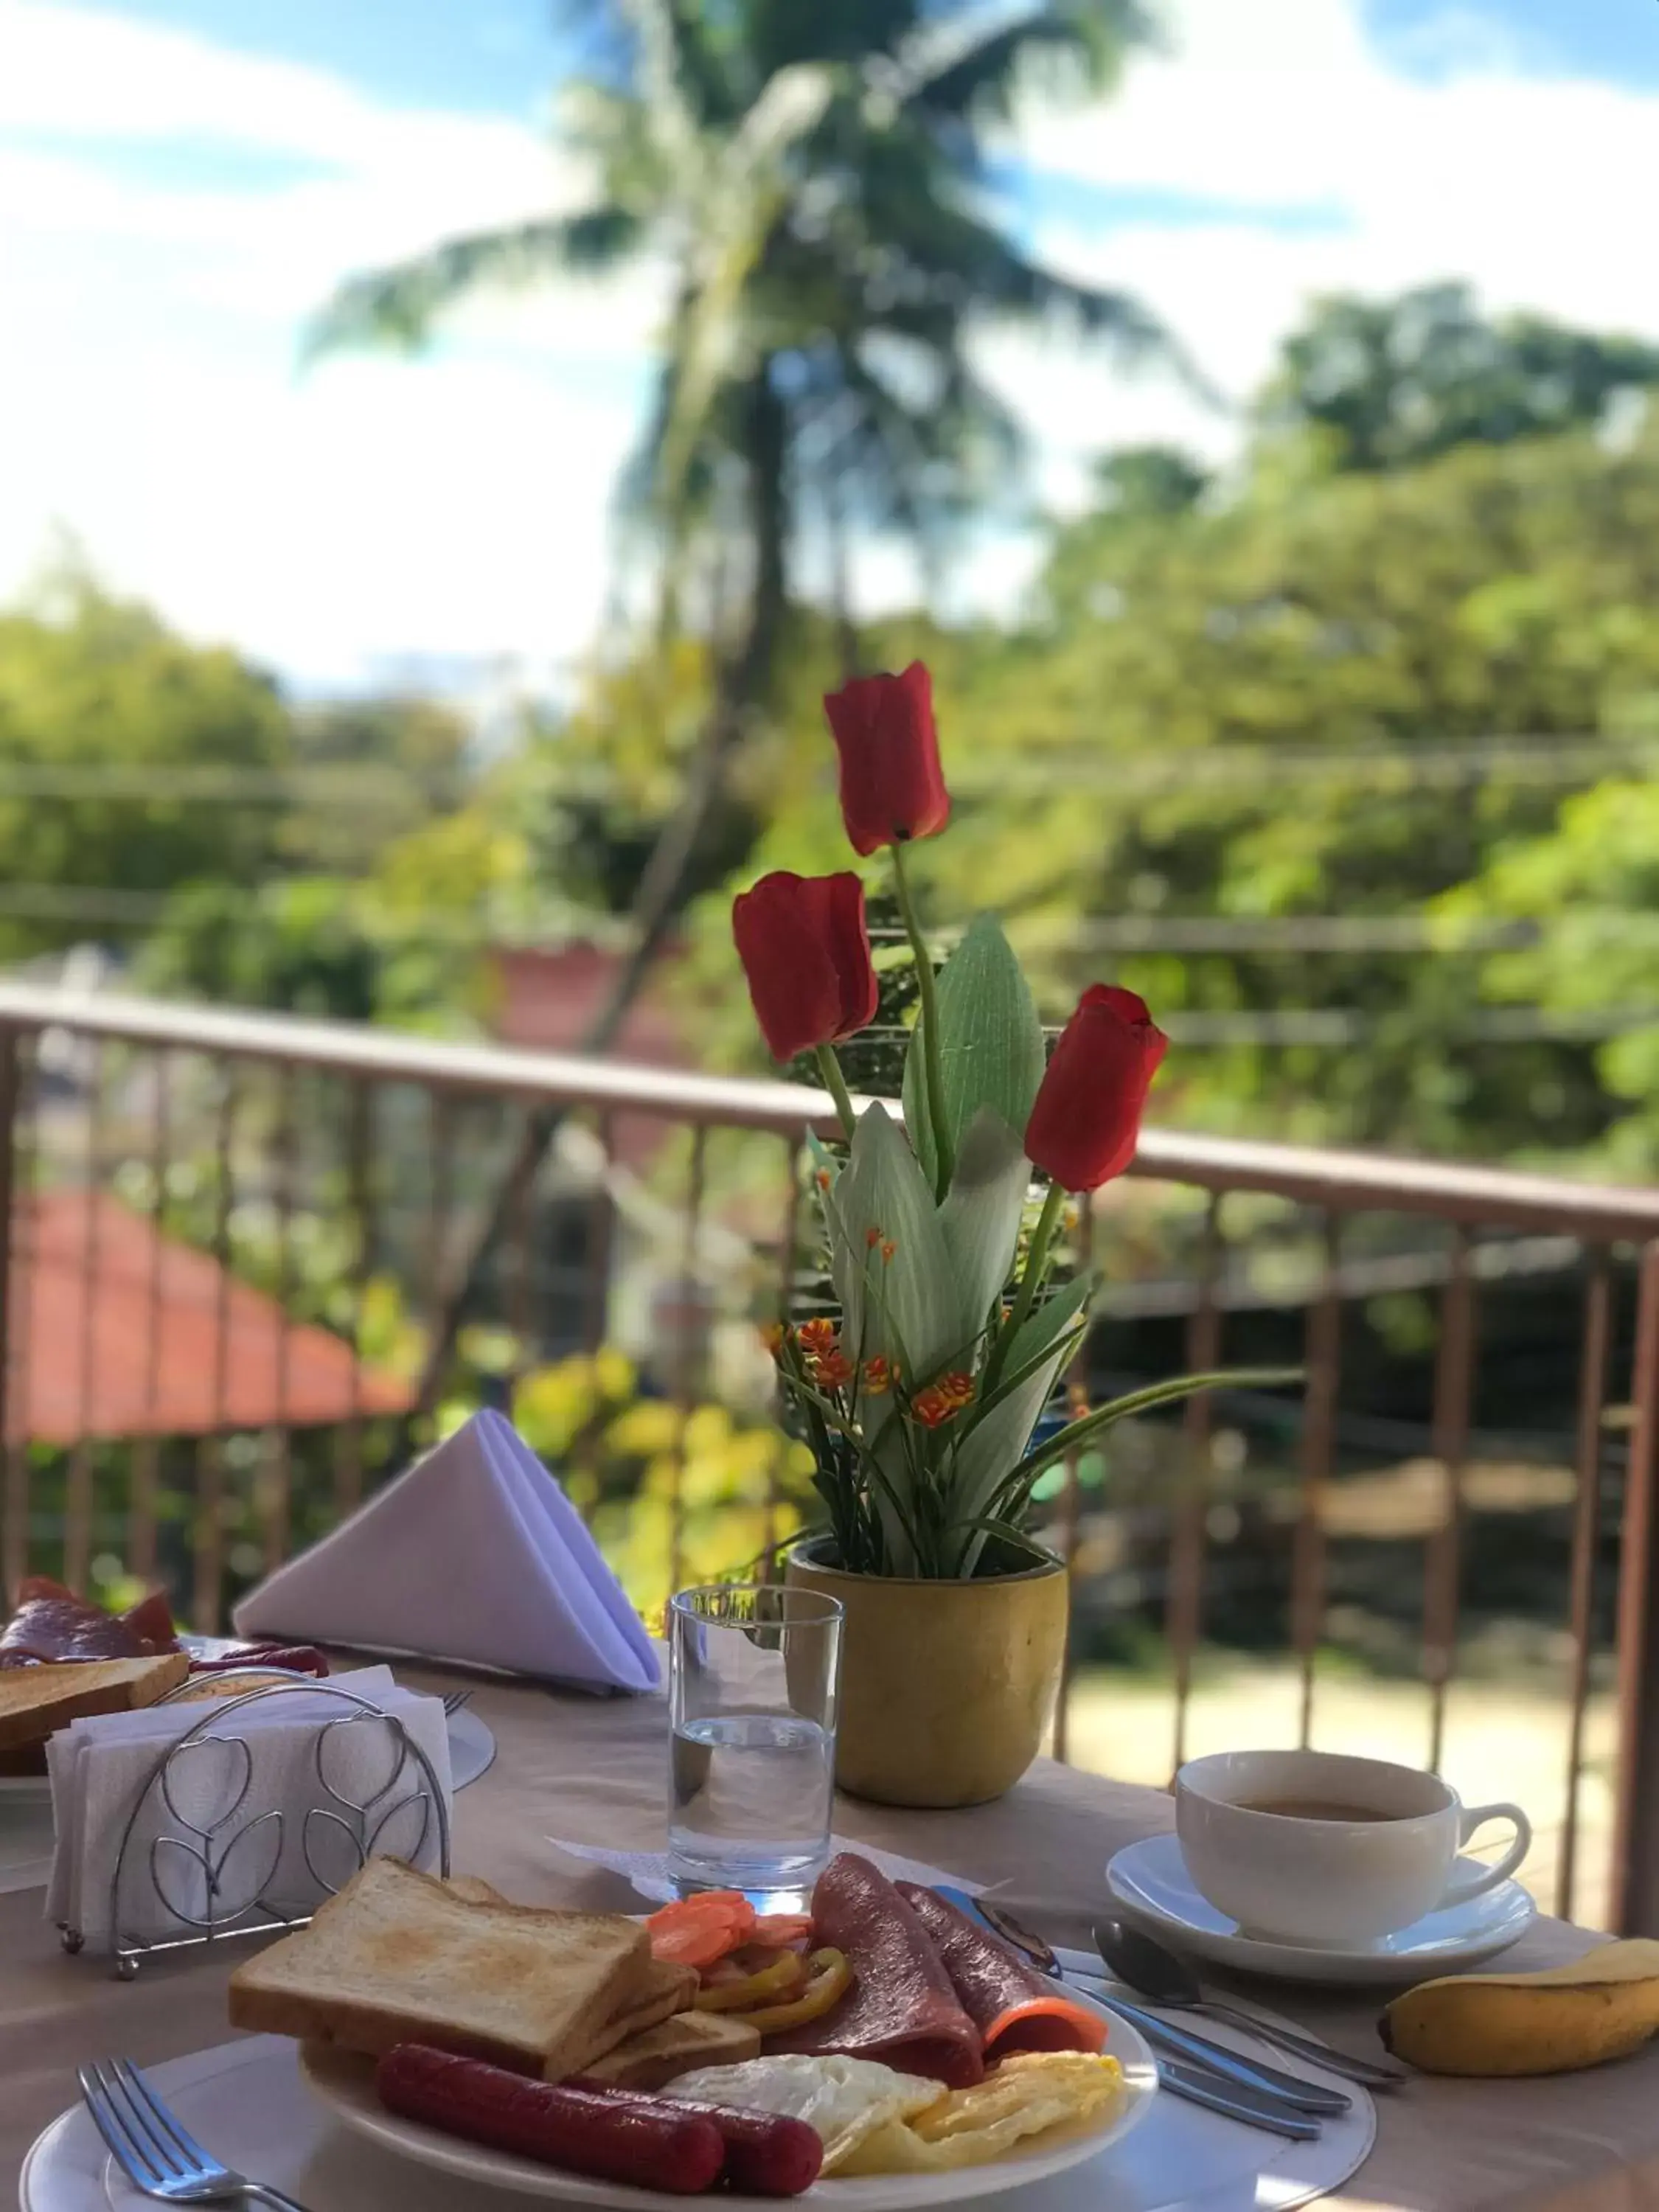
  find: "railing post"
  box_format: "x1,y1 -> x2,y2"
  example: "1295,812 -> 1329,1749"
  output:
0,1026 -> 18,1598
1610,1241 -> 1659,1933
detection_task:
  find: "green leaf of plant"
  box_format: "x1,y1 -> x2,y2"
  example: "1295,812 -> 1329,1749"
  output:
902,916 -> 1046,1189
936,1106 -> 1030,1347
829,1104 -> 957,1382
995,1366 -> 1306,1500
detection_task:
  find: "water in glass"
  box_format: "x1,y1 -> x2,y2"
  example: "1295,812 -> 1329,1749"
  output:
667,1585 -> 844,1898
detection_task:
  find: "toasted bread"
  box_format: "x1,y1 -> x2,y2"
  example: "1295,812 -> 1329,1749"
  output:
582,2009 -> 763,2091
445,1874 -> 508,1905
228,1857 -> 653,2078
561,1956 -> 699,2076
0,1652 -> 189,1751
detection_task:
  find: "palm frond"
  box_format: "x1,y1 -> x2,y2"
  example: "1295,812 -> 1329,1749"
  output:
304,209 -> 642,358
904,2 -> 1155,125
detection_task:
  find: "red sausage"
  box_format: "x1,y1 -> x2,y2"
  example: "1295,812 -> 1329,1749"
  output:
600,2091 -> 823,2197
376,2046 -> 725,2194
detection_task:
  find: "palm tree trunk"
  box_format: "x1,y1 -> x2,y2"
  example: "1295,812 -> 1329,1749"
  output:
414,369 -> 790,1411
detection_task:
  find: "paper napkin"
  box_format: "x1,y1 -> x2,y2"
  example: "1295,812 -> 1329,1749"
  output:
545,1834 -> 987,1906
233,1408 -> 660,1693
46,1666 -> 452,1950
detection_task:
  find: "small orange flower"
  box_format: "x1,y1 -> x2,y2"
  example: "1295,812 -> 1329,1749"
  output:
815,1167 -> 832,1190
880,1239 -> 897,1262
862,1356 -> 894,1394
937,1370 -> 975,1409
759,1321 -> 786,1354
797,1317 -> 838,1358
1068,1382 -> 1091,1419
865,1224 -> 883,1248
911,1386 -> 957,1428
813,1351 -> 855,1390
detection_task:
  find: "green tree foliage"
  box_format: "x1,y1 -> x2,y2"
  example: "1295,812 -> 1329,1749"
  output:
0,558 -> 291,962
1256,281 -> 1659,474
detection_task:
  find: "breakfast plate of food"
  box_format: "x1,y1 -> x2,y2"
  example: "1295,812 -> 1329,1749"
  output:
229,1851 -> 1157,2207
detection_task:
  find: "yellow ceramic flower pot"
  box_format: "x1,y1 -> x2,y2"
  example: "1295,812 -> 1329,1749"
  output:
785,1541 -> 1069,1809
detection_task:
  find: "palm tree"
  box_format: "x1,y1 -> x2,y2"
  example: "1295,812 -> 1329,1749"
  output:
313,0 -> 1173,696
310,0 -> 1182,1398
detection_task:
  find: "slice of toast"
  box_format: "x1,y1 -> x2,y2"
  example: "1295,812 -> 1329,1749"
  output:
229,1857 -> 653,2079
582,2010 -> 763,2092
0,1652 -> 189,1752
560,1956 -> 699,2078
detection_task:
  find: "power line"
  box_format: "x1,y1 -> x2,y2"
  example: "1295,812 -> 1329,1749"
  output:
0,732 -> 1654,804
874,912 -> 1659,955
0,765 -> 465,804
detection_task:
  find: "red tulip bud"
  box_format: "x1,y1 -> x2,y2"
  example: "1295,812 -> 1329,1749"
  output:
1024,985 -> 1169,1192
823,661 -> 950,856
732,870 -> 880,1064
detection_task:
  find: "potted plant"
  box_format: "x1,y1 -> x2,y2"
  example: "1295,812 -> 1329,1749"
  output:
732,661 -> 1294,1807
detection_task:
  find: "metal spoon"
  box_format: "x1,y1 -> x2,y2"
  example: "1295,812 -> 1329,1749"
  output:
1093,1918 -> 1407,2090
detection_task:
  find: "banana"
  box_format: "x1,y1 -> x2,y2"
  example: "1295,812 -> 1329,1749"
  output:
1381,1940 -> 1659,2076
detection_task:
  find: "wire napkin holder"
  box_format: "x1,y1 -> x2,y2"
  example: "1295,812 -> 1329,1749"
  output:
58,1672 -> 451,1979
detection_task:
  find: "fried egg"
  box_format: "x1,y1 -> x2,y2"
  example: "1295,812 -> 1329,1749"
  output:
833,2052 -> 1126,2176
669,2053 -> 945,2172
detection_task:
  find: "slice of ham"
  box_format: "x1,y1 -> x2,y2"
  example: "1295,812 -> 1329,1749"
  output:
896,1885 -> 1106,2060
189,1644 -> 327,1677
0,1580 -> 156,1666
1,1580 -> 324,1681
770,1854 -> 983,2087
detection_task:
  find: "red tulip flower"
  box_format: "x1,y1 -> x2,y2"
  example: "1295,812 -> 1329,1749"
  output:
824,662 -> 950,856
732,870 -> 880,1064
1024,985 -> 1169,1191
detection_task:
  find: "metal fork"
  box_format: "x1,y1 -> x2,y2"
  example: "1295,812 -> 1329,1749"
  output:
78,2059 -> 312,2211
442,1688 -> 474,1716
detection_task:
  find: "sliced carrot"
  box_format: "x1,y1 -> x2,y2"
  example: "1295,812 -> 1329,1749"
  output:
650,1919 -> 743,1968
647,1892 -> 757,1969
984,1996 -> 1107,2059
749,1913 -> 815,1946
648,1891 -> 751,1924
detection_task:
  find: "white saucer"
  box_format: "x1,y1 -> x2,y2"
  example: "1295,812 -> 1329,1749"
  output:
1106,1832 -> 1535,1986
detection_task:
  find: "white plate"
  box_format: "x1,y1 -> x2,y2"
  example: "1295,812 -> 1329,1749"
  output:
22,2025 -> 1376,2212
1107,1832 -> 1535,1986
0,1782 -> 55,1893
301,2011 -> 1159,2211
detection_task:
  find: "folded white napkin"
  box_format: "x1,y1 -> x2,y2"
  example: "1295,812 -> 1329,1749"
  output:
46,1666 -> 452,1951
233,1409 -> 660,1693
545,1834 -> 986,1907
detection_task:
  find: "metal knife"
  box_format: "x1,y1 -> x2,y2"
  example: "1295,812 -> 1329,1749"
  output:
1155,2056 -> 1322,2140
929,1885 -> 1346,2118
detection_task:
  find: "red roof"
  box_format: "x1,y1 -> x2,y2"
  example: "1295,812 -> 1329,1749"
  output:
491,944 -> 688,1065
490,943 -> 689,1174
5,1192 -> 414,1445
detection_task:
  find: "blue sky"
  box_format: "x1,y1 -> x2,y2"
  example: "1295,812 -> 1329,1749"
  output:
3,0 -> 1658,692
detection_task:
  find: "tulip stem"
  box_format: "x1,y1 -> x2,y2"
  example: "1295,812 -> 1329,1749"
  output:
890,841 -> 953,1196
815,1044 -> 858,1142
984,1179 -> 1068,1397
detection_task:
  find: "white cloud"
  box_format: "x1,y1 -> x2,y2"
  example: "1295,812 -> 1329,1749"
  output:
0,0 -> 664,686
4,0 -> 1658,674
1023,0 -> 1659,411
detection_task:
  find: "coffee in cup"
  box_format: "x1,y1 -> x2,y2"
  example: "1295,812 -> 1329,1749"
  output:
1175,1747 -> 1531,1947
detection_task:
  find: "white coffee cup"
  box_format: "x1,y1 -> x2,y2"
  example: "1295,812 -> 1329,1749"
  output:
1175,1747 -> 1531,1948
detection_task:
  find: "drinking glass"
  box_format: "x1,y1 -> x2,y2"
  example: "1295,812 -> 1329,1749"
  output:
667,1584 -> 844,1900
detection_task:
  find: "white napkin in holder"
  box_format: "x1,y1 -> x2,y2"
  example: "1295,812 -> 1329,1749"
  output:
233,1410 -> 660,1693
47,1666 -> 452,1967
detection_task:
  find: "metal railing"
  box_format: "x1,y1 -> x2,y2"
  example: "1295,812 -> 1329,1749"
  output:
2,981 -> 1658,1931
